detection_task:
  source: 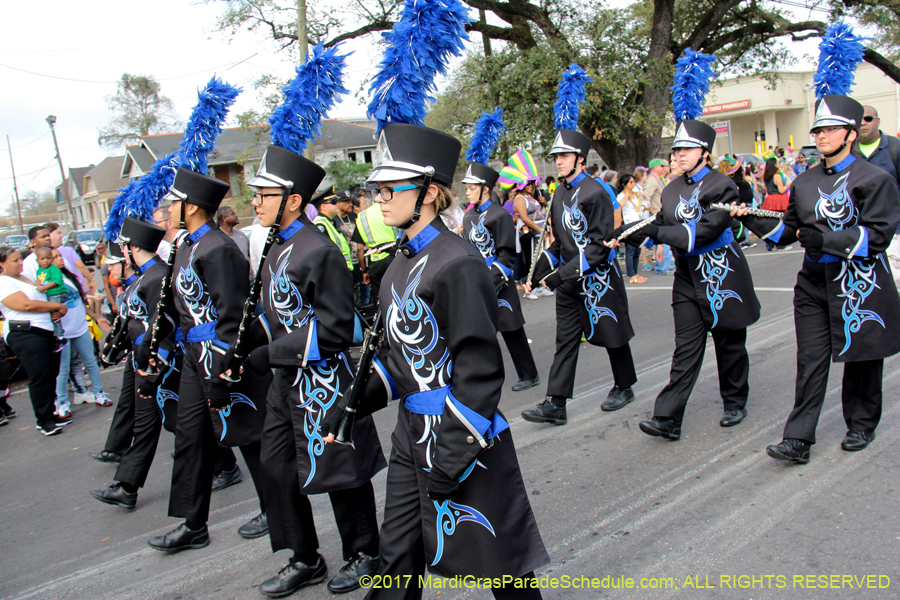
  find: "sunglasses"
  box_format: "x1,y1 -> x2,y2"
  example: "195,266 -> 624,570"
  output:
863,115 -> 876,123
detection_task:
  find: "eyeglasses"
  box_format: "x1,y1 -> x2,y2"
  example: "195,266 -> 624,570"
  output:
863,115 -> 876,123
251,192 -> 284,206
810,126 -> 846,136
374,184 -> 420,202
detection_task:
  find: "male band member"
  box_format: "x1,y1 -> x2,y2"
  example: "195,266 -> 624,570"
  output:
462,161 -> 540,392
734,95 -> 900,462
609,120 -> 760,440
237,145 -> 386,595
90,217 -> 176,508
142,168 -> 269,551
523,128 -> 638,425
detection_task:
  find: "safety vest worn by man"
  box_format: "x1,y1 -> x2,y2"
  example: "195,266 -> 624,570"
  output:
313,215 -> 353,270
355,203 -> 398,264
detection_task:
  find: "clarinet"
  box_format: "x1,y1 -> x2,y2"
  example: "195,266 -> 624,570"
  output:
99,312 -> 130,367
334,310 -> 384,445
709,203 -> 785,219
221,193 -> 290,382
144,239 -> 179,376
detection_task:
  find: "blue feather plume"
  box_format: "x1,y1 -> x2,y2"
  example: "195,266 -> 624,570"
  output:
814,22 -> 869,98
670,49 -> 717,122
270,42 -> 351,153
104,77 -> 241,240
554,64 -> 592,131
367,0 -> 472,132
465,108 -> 506,164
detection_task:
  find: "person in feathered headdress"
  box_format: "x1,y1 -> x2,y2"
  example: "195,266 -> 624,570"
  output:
192,44 -> 386,596
610,49 -> 761,442
733,23 -> 900,463
461,109 -> 541,394
87,78 -> 243,515
319,1 -> 549,595
521,63 -> 639,427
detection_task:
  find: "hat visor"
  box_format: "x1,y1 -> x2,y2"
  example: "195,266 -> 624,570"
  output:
247,174 -> 288,189
812,116 -> 853,129
366,166 -> 426,184
549,144 -> 580,155
461,174 -> 486,185
671,140 -> 706,150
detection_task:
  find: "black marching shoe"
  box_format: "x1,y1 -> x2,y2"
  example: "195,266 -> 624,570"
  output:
211,465 -> 242,491
841,430 -> 875,452
90,483 -> 137,509
260,555 -> 327,598
148,523 -> 210,552
89,450 -> 122,463
766,439 -> 810,464
720,408 -> 746,427
512,375 -> 541,392
601,386 -> 635,411
521,397 -> 567,425
327,552 -> 381,594
639,417 -> 681,440
238,513 -> 269,539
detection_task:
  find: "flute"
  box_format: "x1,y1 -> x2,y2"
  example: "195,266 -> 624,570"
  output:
709,203 -> 785,219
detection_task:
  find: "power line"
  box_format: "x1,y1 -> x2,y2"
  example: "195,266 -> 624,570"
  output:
0,131 -> 51,153
0,58 -> 275,85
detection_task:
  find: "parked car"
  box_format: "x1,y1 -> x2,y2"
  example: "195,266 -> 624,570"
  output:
64,229 -> 104,265
4,234 -> 28,254
798,144 -> 819,162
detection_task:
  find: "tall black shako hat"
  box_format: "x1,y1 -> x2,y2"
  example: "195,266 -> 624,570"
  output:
105,241 -> 125,264
812,95 -> 864,130
118,216 -> 166,252
548,129 -> 593,158
670,120 -> 717,153
367,123 -> 460,187
248,145 -> 325,203
163,167 -> 230,213
461,162 -> 500,189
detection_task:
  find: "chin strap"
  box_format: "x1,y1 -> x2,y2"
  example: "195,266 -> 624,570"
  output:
398,167 -> 435,230
178,200 -> 187,231
823,127 -> 853,158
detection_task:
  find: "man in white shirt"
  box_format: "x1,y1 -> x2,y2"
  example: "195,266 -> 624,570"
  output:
24,226 -> 96,294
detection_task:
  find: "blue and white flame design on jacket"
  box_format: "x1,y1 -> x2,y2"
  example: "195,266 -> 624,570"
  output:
817,173 -> 882,354
468,212 -> 494,258
432,498 -> 496,566
580,268 -> 617,337
124,280 -> 148,321
562,189 -> 590,252
675,183 -> 702,222
388,255 -> 452,392
268,245 -> 312,332
696,245 -> 742,328
297,354 -> 350,487
177,245 -> 218,376
835,248 -> 886,356
815,173 -> 856,230
155,361 -> 180,424
217,392 -> 257,441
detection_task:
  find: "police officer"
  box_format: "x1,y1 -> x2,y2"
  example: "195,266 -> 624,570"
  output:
311,188 -> 353,270
352,198 -> 398,303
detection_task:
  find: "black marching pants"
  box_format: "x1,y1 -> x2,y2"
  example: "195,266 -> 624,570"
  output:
114,363 -> 162,488
546,283 -> 636,399
104,357 -> 137,454
500,327 -> 539,382
653,289 -> 750,423
783,265 -> 884,444
261,384 -> 378,559
367,412 -> 541,600
168,357 -> 264,524
6,329 -> 60,429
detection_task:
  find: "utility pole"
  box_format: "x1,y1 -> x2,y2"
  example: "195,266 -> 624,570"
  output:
6,135 -> 25,234
46,115 -> 78,230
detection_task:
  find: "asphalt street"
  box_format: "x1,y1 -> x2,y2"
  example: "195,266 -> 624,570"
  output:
2,245 -> 898,600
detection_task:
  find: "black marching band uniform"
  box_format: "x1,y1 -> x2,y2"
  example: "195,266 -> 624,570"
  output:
145,168 -> 270,550
90,218 -> 181,508
462,161 -> 540,391
325,124 -> 548,599
737,95 -> 900,462
524,128 -> 638,425
619,121 -> 761,440
244,145 -> 386,596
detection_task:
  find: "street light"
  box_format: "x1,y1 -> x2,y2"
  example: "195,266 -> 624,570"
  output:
46,114 -> 77,230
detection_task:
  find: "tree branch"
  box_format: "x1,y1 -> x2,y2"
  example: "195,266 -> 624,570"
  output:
677,0 -> 743,54
864,47 -> 900,85
324,19 -> 394,46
